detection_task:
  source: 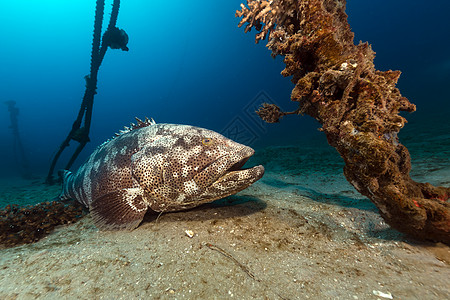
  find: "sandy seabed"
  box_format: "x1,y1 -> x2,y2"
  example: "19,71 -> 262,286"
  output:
0,141 -> 449,299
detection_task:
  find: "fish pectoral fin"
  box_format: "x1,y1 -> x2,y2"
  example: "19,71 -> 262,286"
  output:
90,188 -> 148,231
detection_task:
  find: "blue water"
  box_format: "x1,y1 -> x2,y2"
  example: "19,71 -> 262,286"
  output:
0,0 -> 449,177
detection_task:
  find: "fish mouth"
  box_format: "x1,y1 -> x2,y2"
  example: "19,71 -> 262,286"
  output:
226,155 -> 252,173
220,146 -> 263,177
219,151 -> 264,182
193,146 -> 264,192
199,146 -> 264,200
221,153 -> 264,180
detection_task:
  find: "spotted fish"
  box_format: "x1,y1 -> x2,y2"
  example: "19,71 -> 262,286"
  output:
58,118 -> 264,230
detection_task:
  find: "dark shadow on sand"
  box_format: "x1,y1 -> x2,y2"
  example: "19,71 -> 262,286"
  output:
141,195 -> 267,225
366,227 -> 405,242
263,177 -> 377,211
293,187 -> 377,211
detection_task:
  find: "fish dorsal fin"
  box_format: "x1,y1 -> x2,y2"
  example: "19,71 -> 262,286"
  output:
99,117 -> 156,147
115,117 -> 156,137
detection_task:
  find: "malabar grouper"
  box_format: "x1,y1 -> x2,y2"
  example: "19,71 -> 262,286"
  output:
58,118 -> 265,230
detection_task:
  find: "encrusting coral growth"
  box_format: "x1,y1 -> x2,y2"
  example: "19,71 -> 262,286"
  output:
0,201 -> 86,248
237,0 -> 450,244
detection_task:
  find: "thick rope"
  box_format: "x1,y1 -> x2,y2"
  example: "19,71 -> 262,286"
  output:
46,0 -> 122,184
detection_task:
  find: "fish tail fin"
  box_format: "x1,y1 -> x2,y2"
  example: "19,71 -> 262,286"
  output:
57,169 -> 74,201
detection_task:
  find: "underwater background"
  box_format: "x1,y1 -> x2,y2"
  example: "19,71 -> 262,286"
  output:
0,0 -> 449,178
1,2 -> 450,298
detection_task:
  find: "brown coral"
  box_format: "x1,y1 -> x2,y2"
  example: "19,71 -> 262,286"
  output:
256,103 -> 285,123
0,201 -> 87,248
237,0 -> 450,244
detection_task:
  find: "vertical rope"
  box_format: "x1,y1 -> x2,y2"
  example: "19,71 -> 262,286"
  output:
46,0 -> 123,183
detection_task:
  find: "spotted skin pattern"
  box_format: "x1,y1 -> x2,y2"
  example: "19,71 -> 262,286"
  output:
59,120 -> 264,230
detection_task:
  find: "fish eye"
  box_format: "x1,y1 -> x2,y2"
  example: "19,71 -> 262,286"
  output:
202,138 -> 214,146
